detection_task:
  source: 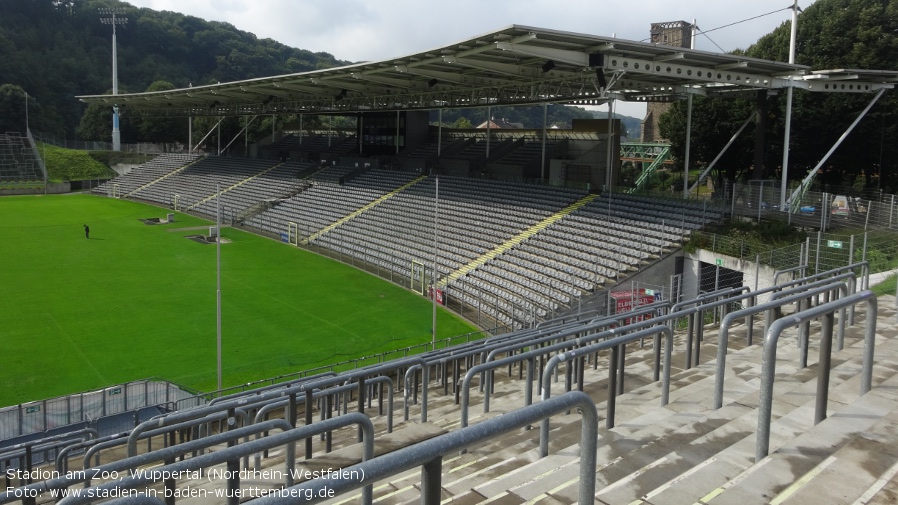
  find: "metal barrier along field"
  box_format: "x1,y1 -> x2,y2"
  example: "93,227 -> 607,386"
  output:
0,379 -> 198,442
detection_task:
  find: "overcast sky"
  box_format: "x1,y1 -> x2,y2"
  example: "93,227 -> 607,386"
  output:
124,0 -> 816,118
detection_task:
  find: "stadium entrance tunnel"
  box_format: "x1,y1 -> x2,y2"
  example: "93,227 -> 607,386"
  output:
699,261 -> 744,293
140,214 -> 175,225
184,235 -> 231,244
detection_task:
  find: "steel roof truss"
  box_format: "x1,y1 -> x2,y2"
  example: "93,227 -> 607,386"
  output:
443,56 -> 541,79
350,72 -> 429,90
604,54 -> 784,89
493,42 -> 590,67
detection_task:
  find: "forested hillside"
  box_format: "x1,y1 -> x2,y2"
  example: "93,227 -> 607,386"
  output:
1,0 -> 644,147
0,0 -> 347,140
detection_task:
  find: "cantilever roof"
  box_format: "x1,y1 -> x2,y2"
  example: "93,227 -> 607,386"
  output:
76,25 -> 898,118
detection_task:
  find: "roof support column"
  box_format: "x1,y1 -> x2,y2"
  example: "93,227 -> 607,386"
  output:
541,103 -> 548,181
437,109 -> 443,158
683,93 -> 693,199
606,99 -> 615,191
221,116 -> 258,156
188,83 -> 193,154
690,111 -> 758,192
217,120 -> 221,156
193,117 -> 224,153
486,107 -> 491,159
781,0 -> 799,210
299,114 -> 304,144
754,91 -> 768,181
789,88 -> 886,207
396,110 -> 401,155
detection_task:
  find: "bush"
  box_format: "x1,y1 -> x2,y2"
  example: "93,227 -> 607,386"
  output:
39,143 -> 115,182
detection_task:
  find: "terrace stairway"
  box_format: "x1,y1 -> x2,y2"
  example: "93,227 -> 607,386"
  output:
17,295 -> 898,505
308,295 -> 898,504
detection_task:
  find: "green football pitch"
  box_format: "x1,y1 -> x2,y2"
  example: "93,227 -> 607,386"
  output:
0,194 -> 478,407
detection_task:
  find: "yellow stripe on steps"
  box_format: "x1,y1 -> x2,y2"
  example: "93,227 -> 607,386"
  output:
440,194 -> 598,286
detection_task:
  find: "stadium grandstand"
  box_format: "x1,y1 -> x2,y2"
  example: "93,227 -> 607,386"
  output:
4,22 -> 898,505
0,131 -> 46,189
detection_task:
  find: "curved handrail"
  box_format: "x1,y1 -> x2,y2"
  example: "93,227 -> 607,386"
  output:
713,280 -> 851,410
244,392 -> 598,505
58,414 -> 375,505
755,291 -> 877,462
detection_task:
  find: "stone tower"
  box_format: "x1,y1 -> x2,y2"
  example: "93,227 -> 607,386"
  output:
641,21 -> 694,143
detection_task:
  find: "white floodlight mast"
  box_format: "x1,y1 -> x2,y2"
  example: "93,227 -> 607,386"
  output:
99,8 -> 127,152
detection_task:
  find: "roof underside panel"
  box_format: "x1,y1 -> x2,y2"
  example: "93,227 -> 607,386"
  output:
76,25 -> 897,118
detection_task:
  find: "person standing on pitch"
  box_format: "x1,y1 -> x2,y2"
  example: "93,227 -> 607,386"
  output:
84,224 -> 90,239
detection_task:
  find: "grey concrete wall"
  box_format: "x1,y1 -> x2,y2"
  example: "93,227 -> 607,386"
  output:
686,248 -> 779,303
0,183 -> 69,195
617,249 -> 684,296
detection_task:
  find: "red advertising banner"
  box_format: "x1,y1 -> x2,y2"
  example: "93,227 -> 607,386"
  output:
427,286 -> 446,306
610,289 -> 656,324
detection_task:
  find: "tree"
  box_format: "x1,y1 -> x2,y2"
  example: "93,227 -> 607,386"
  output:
0,0 -> 348,140
0,84 -> 31,133
76,102 -> 111,142
659,0 -> 898,192
137,81 -> 188,146
452,117 -> 473,129
658,95 -> 760,185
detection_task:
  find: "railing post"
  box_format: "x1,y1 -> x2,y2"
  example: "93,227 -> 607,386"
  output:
814,311 -> 835,425
421,457 -> 443,505
606,345 -> 619,429
304,389 -> 313,459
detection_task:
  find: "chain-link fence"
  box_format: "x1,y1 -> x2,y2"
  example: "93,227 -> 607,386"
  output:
695,181 -> 898,278
30,130 -> 176,154
728,182 -> 898,233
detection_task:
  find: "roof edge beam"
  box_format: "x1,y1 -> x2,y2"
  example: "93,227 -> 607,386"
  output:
351,72 -> 426,90
715,62 -> 749,70
444,56 -> 539,78
654,52 -> 685,62
605,54 -> 785,88
494,42 -> 590,67
394,66 -> 468,85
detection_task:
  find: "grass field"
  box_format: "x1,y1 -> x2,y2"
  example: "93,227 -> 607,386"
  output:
0,194 -> 478,407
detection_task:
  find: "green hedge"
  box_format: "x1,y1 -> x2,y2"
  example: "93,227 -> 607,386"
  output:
39,143 -> 115,182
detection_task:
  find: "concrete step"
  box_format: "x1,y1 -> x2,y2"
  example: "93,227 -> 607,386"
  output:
429,347 -> 777,503
233,308 -> 891,505
472,454 -> 579,500
772,404 -> 898,504
701,366 -> 898,505
534,323 -> 898,503
578,326 -> 898,504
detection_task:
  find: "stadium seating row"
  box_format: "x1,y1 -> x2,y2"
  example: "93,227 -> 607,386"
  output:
0,132 -> 42,181
92,154 -> 723,330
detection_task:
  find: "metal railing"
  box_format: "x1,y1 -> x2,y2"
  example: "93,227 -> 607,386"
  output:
0,379 -> 199,442
756,291 -> 877,462
539,325 -> 673,455
0,265 -> 882,504
55,415 -> 375,505
246,391 -> 598,505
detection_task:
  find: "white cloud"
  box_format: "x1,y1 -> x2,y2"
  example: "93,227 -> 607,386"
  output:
123,0 -> 813,119
126,0 -> 812,62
